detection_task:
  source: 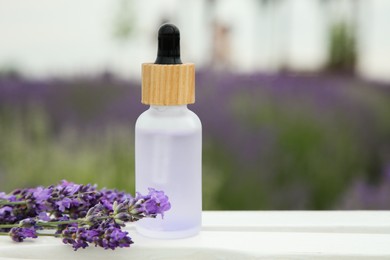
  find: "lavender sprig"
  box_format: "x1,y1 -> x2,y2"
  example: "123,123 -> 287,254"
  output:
0,181 -> 170,250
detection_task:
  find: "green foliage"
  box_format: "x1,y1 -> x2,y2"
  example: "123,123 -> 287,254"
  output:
0,107 -> 135,193
327,22 -> 356,72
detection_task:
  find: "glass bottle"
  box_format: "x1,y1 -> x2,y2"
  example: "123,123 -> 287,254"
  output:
135,24 -> 202,238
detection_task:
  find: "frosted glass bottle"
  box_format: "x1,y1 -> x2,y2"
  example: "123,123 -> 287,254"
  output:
136,23 -> 200,238
135,105 -> 202,238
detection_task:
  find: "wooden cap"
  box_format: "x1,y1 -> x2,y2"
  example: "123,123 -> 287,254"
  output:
142,63 -> 195,105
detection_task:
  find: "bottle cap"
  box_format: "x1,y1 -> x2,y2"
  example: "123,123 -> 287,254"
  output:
142,24 -> 195,105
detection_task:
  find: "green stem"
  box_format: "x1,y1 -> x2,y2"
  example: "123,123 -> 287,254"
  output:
0,224 -> 18,228
0,232 -> 60,238
0,215 -> 113,229
37,216 -> 110,226
36,233 -> 60,237
0,200 -> 27,206
37,220 -> 82,226
0,219 -> 82,229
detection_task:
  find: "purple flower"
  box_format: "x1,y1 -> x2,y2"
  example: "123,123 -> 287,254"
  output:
61,225 -> 93,250
56,197 -> 72,212
85,203 -> 107,224
32,187 -> 52,210
138,188 -> 171,217
0,192 -> 17,203
60,222 -> 133,251
32,187 -> 51,202
46,180 -> 101,218
5,188 -> 48,223
9,227 -> 37,242
112,201 -> 133,224
100,189 -> 133,211
0,206 -> 16,225
0,206 -> 13,216
38,212 -> 50,221
19,218 -> 36,228
61,225 -> 80,247
0,192 -> 7,200
60,181 -> 81,196
94,222 -> 133,250
0,181 -> 171,251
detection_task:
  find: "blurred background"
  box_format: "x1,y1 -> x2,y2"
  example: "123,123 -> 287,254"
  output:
0,0 -> 390,210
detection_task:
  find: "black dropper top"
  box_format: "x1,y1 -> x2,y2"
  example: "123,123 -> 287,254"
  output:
155,24 -> 182,65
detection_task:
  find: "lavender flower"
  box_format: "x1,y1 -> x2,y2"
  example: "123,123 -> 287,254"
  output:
55,197 -> 72,212
111,188 -> 171,224
0,192 -> 17,202
97,224 -> 133,250
85,203 -> 107,224
136,188 -> 171,217
0,181 -> 171,250
32,187 -> 52,208
60,221 -> 133,250
100,189 -> 133,211
19,218 -> 37,228
38,212 -> 50,221
60,224 -> 94,250
0,206 -> 16,226
9,227 -> 37,242
1,187 -> 53,225
49,180 -> 100,218
0,192 -> 7,201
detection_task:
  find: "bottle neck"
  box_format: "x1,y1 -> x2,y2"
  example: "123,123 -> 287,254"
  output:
149,105 -> 188,115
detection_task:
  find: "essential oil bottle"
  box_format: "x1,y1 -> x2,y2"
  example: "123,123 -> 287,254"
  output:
135,24 -> 202,239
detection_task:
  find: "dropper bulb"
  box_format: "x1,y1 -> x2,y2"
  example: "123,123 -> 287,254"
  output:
155,24 -> 182,65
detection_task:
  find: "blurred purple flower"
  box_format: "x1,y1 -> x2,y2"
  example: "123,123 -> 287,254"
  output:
339,163 -> 390,209
19,218 -> 37,228
0,192 -> 7,200
9,227 -> 37,242
0,206 -> 16,226
32,187 -> 52,204
55,197 -> 72,212
37,212 -> 50,221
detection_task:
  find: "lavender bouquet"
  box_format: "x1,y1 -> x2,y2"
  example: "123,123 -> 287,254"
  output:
0,180 -> 171,250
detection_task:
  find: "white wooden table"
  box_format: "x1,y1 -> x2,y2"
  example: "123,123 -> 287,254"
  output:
1,211 -> 390,259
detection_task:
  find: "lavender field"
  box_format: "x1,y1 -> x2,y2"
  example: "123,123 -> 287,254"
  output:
0,72 -> 389,210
